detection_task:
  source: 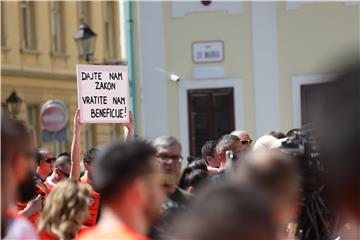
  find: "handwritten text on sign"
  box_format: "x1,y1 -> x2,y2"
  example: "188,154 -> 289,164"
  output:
76,64 -> 129,123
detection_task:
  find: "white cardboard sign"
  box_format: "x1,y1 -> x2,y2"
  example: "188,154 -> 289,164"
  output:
76,64 -> 129,123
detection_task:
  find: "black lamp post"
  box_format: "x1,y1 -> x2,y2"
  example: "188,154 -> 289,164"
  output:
6,90 -> 22,119
74,24 -> 97,63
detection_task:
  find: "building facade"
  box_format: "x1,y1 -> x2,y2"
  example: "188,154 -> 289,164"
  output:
132,1 -> 359,157
1,1 -> 123,154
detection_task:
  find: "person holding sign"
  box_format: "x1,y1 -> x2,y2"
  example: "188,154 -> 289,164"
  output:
70,109 -> 135,231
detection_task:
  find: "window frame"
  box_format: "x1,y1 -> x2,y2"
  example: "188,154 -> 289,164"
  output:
20,1 -> 37,50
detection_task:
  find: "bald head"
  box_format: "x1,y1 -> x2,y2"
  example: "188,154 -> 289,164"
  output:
52,156 -> 71,182
231,130 -> 252,151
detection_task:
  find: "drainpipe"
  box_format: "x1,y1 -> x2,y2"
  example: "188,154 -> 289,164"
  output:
123,0 -> 136,134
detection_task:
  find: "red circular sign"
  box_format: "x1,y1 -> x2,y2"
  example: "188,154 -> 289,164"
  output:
40,100 -> 68,132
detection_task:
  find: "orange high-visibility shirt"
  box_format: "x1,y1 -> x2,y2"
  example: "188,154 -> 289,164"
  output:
39,231 -> 59,240
76,224 -> 149,240
80,175 -> 100,226
16,181 -> 51,226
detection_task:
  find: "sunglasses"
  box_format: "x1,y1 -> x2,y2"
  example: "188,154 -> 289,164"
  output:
240,139 -> 252,145
44,157 -> 56,163
57,167 -> 70,178
157,154 -> 183,162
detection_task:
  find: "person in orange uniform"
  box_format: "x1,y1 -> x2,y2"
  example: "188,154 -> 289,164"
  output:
80,148 -> 100,226
2,116 -> 39,239
17,149 -> 55,226
70,109 -> 136,231
77,141 -> 165,240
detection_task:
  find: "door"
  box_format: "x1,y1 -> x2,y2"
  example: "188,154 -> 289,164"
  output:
188,88 -> 235,157
300,82 -> 331,126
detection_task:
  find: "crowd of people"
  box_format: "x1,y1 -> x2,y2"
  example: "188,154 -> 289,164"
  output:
2,63 -> 360,240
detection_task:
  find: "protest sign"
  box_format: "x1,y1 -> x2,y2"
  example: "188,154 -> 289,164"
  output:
76,64 -> 129,123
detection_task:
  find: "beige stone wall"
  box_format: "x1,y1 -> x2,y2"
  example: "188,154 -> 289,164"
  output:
1,1 -> 123,154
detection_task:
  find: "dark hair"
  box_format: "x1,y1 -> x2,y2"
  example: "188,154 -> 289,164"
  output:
58,152 -> 71,158
216,134 -> 240,153
83,148 -> 98,163
188,159 -> 208,172
179,159 -> 208,190
183,170 -> 208,192
168,181 -> 276,240
1,115 -> 32,167
35,150 -> 42,165
201,141 -> 217,159
267,130 -> 286,139
55,156 -> 71,169
92,141 -> 157,203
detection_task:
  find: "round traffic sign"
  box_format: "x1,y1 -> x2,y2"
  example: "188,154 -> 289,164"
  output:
40,100 -> 68,132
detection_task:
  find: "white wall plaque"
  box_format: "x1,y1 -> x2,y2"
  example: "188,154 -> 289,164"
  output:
192,41 -> 224,63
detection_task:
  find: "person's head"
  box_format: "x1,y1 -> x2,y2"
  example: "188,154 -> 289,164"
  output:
1,116 -> 37,204
37,149 -> 55,176
52,156 -> 71,183
234,149 -> 300,230
215,134 -> 242,164
178,159 -> 208,191
319,63 -> 360,222
182,170 -> 208,194
201,140 -> 218,167
267,130 -> 286,139
253,135 -> 278,151
286,128 -> 300,138
1,115 -> 37,236
230,130 -> 253,151
83,147 -> 98,177
188,159 -> 208,172
168,181 -> 276,240
152,136 -> 182,193
92,141 -> 165,230
58,151 -> 71,158
38,179 -> 91,239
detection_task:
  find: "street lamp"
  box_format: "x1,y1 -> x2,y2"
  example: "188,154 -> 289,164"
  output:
6,90 -> 22,119
74,24 -> 97,63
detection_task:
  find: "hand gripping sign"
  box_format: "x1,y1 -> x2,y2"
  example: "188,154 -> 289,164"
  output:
76,64 -> 129,123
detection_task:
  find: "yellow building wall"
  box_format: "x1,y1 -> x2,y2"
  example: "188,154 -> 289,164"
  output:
1,1 -> 123,154
163,2 -> 256,139
133,2 -> 358,141
277,2 -> 359,131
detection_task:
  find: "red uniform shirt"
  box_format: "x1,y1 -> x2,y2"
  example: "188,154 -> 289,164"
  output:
80,175 -> 101,226
39,231 -> 59,240
16,180 -> 51,226
77,224 -> 149,240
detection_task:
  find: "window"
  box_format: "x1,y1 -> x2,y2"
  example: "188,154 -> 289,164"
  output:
51,1 -> 65,53
300,82 -> 332,126
27,104 -> 40,146
103,1 -> 116,60
188,88 -> 235,156
21,1 -> 36,49
79,1 -> 91,25
1,2 -> 6,47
